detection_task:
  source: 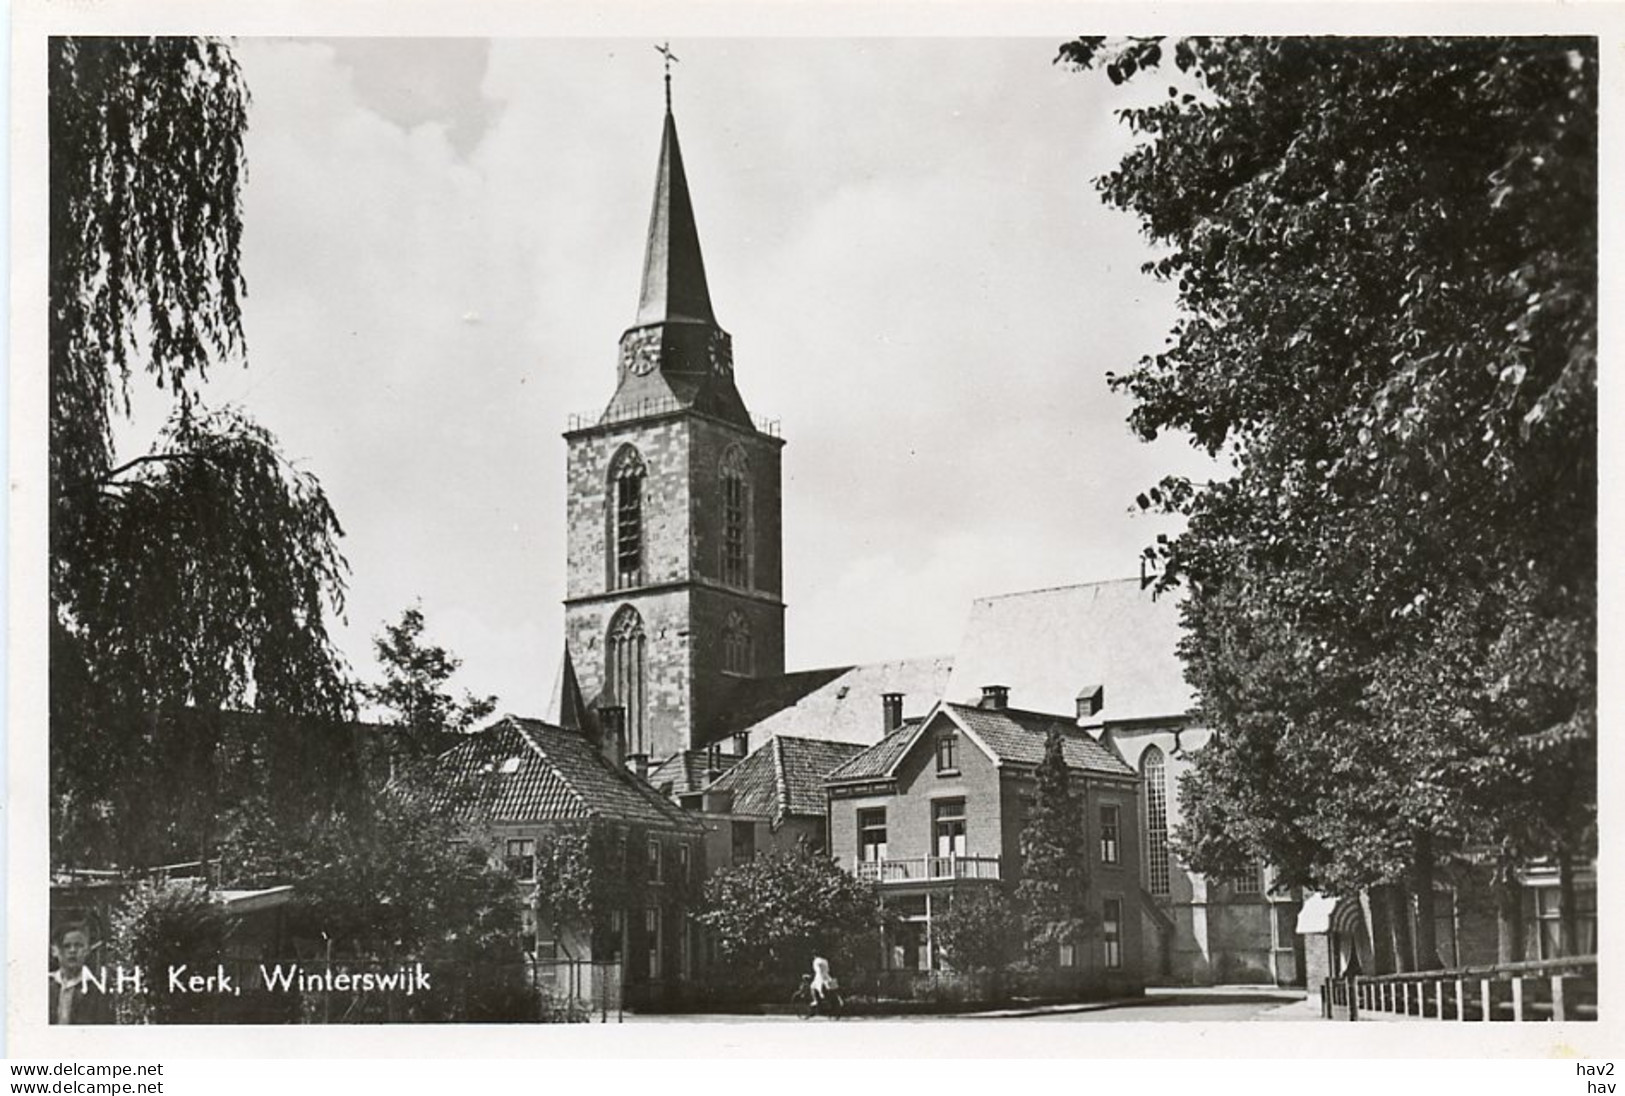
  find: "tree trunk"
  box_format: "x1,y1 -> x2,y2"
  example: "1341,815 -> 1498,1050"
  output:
1385,885 -> 1415,974
1557,846 -> 1577,958
1491,853 -> 1526,964
1411,831 -> 1439,971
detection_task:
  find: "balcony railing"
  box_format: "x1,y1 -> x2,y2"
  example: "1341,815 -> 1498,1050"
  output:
852,855 -> 1001,885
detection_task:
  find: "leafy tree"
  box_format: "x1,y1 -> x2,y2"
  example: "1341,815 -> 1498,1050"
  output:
1015,730 -> 1093,962
50,37 -> 353,869
696,847 -> 887,984
362,603 -> 497,780
931,885 -> 1022,974
1059,37 -> 1595,964
108,878 -> 234,1023
289,783 -> 520,964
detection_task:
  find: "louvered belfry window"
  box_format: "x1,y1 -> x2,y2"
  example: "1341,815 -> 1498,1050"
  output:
610,446 -> 646,590
721,446 -> 749,588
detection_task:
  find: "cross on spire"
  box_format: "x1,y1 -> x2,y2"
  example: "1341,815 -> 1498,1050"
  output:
655,42 -> 679,111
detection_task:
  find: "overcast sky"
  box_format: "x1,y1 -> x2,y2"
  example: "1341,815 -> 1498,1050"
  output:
125,37 -> 1220,716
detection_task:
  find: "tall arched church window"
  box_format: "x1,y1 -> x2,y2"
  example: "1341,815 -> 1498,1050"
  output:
1142,745 -> 1171,897
722,611 -> 753,676
607,606 -> 648,755
720,446 -> 751,588
609,446 -> 647,590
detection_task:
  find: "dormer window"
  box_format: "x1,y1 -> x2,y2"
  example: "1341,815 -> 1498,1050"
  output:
935,729 -> 959,774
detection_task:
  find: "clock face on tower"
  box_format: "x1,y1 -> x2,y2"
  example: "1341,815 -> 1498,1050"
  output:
621,328 -> 661,376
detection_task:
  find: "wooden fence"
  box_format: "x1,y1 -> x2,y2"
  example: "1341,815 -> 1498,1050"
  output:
1323,955 -> 1596,1021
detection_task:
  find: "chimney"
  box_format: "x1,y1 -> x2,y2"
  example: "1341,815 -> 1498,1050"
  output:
704,742 -> 723,786
1076,685 -> 1105,721
627,753 -> 650,780
979,685 -> 1009,711
597,705 -> 627,767
882,693 -> 905,733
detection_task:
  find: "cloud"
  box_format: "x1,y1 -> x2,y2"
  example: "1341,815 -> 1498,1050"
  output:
187,39 -> 1221,715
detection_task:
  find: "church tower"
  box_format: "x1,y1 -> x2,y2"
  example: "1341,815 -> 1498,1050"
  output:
563,91 -> 786,767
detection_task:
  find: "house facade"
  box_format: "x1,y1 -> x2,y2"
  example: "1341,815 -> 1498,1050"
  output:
947,580 -> 1305,987
825,688 -> 1144,993
681,734 -> 866,869
436,716 -> 707,1008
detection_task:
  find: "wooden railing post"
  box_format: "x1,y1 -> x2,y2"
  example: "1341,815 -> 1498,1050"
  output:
1433,978 -> 1445,1019
1511,976 -> 1526,1021
1552,975 -> 1573,1022
1347,976 -> 1359,1022
1454,978 -> 1467,1021
1479,978 -> 1493,1022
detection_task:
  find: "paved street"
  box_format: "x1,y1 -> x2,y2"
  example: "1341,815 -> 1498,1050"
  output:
626,986 -> 1318,1023
1012,987 -> 1317,1023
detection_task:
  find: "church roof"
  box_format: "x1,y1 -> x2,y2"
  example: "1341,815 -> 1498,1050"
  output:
704,735 -> 868,824
716,656 -> 954,747
436,716 -> 702,833
942,578 -> 1193,727
635,107 -> 715,329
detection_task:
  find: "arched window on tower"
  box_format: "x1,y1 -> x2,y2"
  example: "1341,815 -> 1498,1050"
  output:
607,606 -> 648,755
720,446 -> 751,589
722,611 -> 753,676
1142,745 -> 1171,897
609,446 -> 647,590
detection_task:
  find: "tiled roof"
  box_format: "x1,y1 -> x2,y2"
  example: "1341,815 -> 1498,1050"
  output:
776,737 -> 868,817
649,749 -> 738,799
943,578 -> 1192,726
704,743 -> 779,819
436,717 -> 702,833
719,657 -> 954,747
824,721 -> 920,784
946,704 -> 1136,777
704,736 -> 866,822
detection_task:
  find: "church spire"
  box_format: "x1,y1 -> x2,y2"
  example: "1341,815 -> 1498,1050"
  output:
604,55 -> 751,430
633,54 -> 715,329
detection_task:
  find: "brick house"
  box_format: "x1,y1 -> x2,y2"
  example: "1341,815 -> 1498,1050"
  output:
945,579 -> 1305,986
824,687 -> 1144,992
434,716 -> 706,1008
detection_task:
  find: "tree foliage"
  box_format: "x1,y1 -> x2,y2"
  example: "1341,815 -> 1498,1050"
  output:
1058,37 -> 1596,902
49,37 -> 353,869
931,885 -> 1022,973
1015,730 -> 1094,958
108,878 -> 234,1023
362,602 -> 497,771
288,783 -> 521,963
696,847 -> 887,980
